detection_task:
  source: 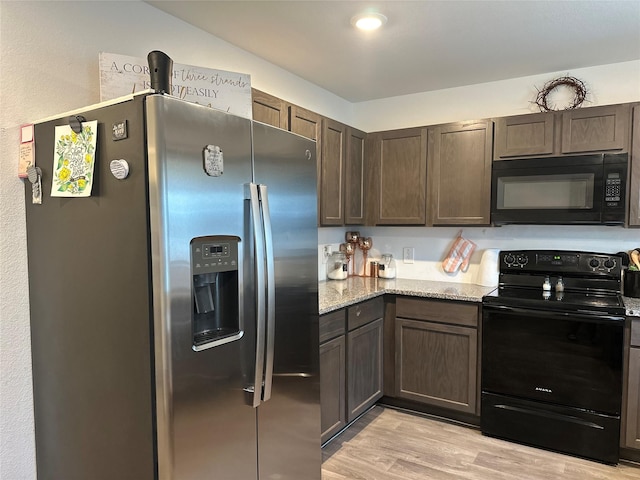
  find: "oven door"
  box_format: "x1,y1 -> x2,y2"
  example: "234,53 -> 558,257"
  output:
491,155 -> 604,225
481,304 -> 624,415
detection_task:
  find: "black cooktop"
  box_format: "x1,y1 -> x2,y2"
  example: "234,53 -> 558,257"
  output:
482,250 -> 625,317
483,286 -> 625,316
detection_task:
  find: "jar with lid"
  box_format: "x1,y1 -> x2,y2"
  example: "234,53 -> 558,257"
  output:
327,252 -> 348,280
378,253 -> 396,279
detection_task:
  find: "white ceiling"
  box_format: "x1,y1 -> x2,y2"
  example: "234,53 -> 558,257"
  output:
147,1 -> 640,103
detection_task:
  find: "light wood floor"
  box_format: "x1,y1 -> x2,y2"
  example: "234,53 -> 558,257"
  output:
321,406 -> 640,480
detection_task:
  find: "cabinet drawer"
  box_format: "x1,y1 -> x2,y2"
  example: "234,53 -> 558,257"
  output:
320,309 -> 346,344
348,296 -> 384,331
396,297 -> 478,327
632,319 -> 640,347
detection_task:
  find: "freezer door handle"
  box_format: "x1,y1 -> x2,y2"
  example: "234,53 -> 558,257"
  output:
259,184 -> 275,402
248,183 -> 266,408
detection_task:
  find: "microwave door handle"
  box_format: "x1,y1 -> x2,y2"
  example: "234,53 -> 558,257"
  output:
258,184 -> 275,402
248,183 -> 266,408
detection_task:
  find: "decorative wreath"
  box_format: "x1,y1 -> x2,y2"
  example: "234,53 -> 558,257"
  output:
533,76 -> 588,112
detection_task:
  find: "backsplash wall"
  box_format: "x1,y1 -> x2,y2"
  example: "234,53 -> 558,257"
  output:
318,225 -> 640,283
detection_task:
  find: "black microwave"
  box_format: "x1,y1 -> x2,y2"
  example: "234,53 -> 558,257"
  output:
491,153 -> 628,226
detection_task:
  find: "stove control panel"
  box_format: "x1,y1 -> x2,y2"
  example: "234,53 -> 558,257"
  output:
587,256 -> 617,271
501,250 -> 621,276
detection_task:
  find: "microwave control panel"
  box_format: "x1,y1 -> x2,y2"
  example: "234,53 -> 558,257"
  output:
602,154 -> 627,222
605,172 -> 622,204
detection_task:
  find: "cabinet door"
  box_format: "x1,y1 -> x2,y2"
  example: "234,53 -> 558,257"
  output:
345,127 -> 367,225
290,105 -> 322,142
561,104 -> 630,154
290,105 -> 322,221
320,119 -> 346,225
494,112 -> 555,159
626,348 -> 640,449
320,335 -> 346,444
628,105 -> 640,226
395,318 -> 477,414
347,318 -> 383,422
371,128 -> 427,225
428,120 -> 492,225
251,89 -> 288,130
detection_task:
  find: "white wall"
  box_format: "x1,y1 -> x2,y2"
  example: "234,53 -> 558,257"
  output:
2,2 -> 639,479
354,60 -> 640,132
319,225 -> 640,283
0,2 -> 350,479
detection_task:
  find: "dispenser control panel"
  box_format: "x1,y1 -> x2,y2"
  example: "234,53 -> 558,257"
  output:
202,243 -> 230,258
191,236 -> 239,274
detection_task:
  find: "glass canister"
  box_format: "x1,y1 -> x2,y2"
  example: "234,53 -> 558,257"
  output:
378,253 -> 396,279
327,252 -> 348,280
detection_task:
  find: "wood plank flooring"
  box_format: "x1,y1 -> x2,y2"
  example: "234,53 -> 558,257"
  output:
321,406 -> 640,480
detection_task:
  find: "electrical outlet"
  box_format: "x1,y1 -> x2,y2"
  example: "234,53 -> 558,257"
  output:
403,247 -> 415,264
322,245 -> 332,264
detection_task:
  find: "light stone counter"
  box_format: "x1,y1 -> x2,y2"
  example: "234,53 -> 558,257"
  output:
319,277 -> 640,317
319,277 -> 497,315
623,296 -> 640,317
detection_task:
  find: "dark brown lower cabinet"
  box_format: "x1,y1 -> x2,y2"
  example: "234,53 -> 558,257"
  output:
320,297 -> 384,443
347,318 -> 383,422
394,298 -> 479,415
625,319 -> 640,449
320,335 -> 346,444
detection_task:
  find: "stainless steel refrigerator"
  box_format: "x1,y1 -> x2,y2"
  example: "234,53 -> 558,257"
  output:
24,93 -> 320,480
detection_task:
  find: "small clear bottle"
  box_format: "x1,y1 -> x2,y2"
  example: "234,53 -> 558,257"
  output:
378,253 -> 396,279
555,276 -> 564,293
327,252 -> 348,280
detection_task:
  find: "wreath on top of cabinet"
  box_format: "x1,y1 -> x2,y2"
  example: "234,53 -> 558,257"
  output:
533,75 -> 588,112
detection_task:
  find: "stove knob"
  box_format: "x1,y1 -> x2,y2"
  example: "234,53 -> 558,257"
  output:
589,258 -> 600,268
504,254 -> 515,265
604,259 -> 615,269
516,255 -> 528,266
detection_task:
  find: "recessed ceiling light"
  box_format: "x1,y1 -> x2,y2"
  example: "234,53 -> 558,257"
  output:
351,12 -> 387,31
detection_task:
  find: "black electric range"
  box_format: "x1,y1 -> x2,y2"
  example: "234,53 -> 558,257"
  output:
481,250 -> 625,465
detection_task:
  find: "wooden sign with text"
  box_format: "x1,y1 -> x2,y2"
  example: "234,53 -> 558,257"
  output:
99,52 -> 252,119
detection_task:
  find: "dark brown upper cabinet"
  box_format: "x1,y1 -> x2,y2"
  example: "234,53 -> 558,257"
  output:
251,88 -> 289,130
561,104 -> 630,154
319,120 -> 368,226
345,127 -> 367,225
494,112 -> 554,159
320,118 -> 346,225
368,128 -> 428,225
427,120 -> 493,226
494,104 -> 631,160
290,104 -> 322,144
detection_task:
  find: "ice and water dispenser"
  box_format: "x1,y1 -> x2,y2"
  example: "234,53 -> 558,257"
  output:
190,236 -> 241,351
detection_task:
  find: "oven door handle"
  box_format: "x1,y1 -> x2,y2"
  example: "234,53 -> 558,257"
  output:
482,304 -> 625,324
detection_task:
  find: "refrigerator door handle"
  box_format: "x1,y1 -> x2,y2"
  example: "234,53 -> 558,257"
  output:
248,182 -> 266,408
258,184 -> 275,402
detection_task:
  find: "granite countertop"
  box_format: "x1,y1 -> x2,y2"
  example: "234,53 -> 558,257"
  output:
623,296 -> 640,317
319,277 -> 497,314
320,277 -> 640,317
